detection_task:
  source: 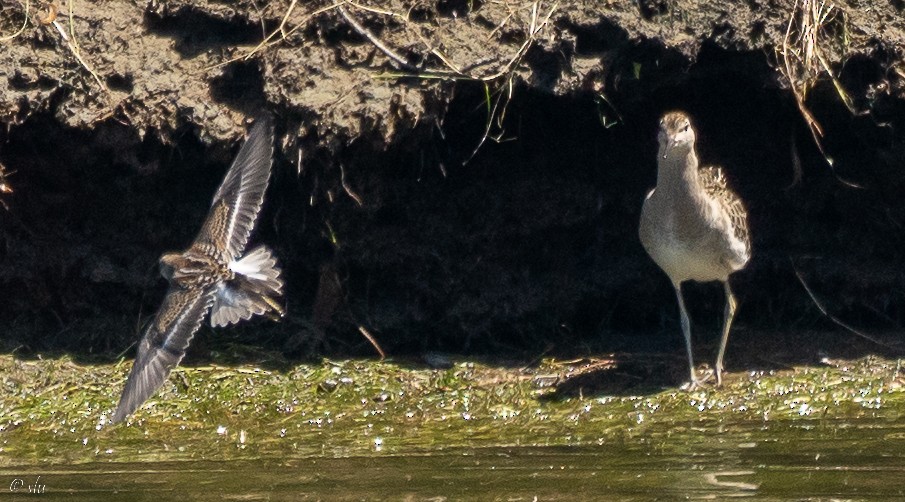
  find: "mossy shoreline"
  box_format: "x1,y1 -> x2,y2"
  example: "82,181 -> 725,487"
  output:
2,352 -> 903,467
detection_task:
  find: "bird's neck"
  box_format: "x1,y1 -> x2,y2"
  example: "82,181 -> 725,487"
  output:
657,146 -> 702,196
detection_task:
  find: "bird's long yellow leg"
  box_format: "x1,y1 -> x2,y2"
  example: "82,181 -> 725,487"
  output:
673,281 -> 701,388
715,281 -> 737,386
263,295 -> 286,319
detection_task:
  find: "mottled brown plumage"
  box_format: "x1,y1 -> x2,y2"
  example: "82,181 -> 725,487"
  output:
113,116 -> 284,423
639,111 -> 751,387
699,165 -> 750,255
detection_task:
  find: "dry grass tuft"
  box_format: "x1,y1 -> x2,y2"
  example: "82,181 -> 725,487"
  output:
208,0 -> 558,164
777,0 -> 859,185
1,0 -> 107,94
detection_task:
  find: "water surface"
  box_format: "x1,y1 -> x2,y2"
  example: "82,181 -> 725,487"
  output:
3,354 -> 904,498
4,418 -> 905,499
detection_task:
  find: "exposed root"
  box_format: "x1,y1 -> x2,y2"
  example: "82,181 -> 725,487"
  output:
790,257 -> 901,351
0,162 -> 13,211
358,326 -> 386,360
0,0 -> 29,42
50,0 -> 107,93
204,1 -> 346,72
2,0 -> 106,95
366,1 -> 558,163
339,163 -> 363,207
207,0 -> 558,164
337,3 -> 417,72
776,0 -> 860,187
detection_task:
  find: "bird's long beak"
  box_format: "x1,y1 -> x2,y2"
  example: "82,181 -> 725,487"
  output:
660,140 -> 675,160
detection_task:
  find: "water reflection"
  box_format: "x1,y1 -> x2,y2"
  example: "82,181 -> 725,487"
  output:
5,423 -> 905,500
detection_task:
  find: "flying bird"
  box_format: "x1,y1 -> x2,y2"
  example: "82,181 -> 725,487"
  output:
113,116 -> 284,423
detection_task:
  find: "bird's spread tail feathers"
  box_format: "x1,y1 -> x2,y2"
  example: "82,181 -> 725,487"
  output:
211,246 -> 284,327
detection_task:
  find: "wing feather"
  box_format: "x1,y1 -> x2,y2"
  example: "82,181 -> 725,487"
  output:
699,165 -> 750,251
192,116 -> 274,260
112,287 -> 214,423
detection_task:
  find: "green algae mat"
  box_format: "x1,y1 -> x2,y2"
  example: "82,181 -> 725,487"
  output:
2,353 -> 905,498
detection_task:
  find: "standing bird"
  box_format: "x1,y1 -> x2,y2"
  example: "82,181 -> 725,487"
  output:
113,116 -> 284,423
638,111 -> 750,387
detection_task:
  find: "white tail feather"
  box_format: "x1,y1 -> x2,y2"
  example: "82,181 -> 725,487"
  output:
211,246 -> 283,327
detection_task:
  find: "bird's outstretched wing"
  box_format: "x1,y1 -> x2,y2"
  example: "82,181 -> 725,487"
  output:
112,287 -> 214,423
192,116 -> 275,261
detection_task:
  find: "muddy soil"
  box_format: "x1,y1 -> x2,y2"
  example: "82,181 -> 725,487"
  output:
0,0 -> 904,361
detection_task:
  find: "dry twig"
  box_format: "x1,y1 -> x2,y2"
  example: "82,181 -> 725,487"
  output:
337,3 -> 417,72
339,163 -> 363,206
0,162 -> 13,211
777,0 -> 859,187
790,257 -> 900,351
51,0 -> 107,93
204,1 -> 345,72
205,0 -> 558,164
358,326 -> 386,360
0,0 -> 30,42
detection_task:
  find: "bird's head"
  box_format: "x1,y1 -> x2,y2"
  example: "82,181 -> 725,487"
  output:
658,111 -> 696,160
159,253 -> 183,282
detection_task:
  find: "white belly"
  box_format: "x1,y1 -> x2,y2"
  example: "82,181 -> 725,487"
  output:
639,193 -> 743,284
644,233 -> 728,283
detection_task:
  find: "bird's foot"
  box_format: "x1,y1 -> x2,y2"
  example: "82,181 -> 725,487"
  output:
681,377 -> 705,391
681,367 -> 715,391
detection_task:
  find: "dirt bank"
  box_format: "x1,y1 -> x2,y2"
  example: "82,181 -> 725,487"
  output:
0,0 -> 904,361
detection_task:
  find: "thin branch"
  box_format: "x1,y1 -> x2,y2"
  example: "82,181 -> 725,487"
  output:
358,326 -> 386,360
204,1 -> 342,72
787,129 -> 803,189
519,343 -> 555,372
477,2 -> 558,82
790,257 -> 900,351
339,163 -> 363,206
336,3 -> 418,72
